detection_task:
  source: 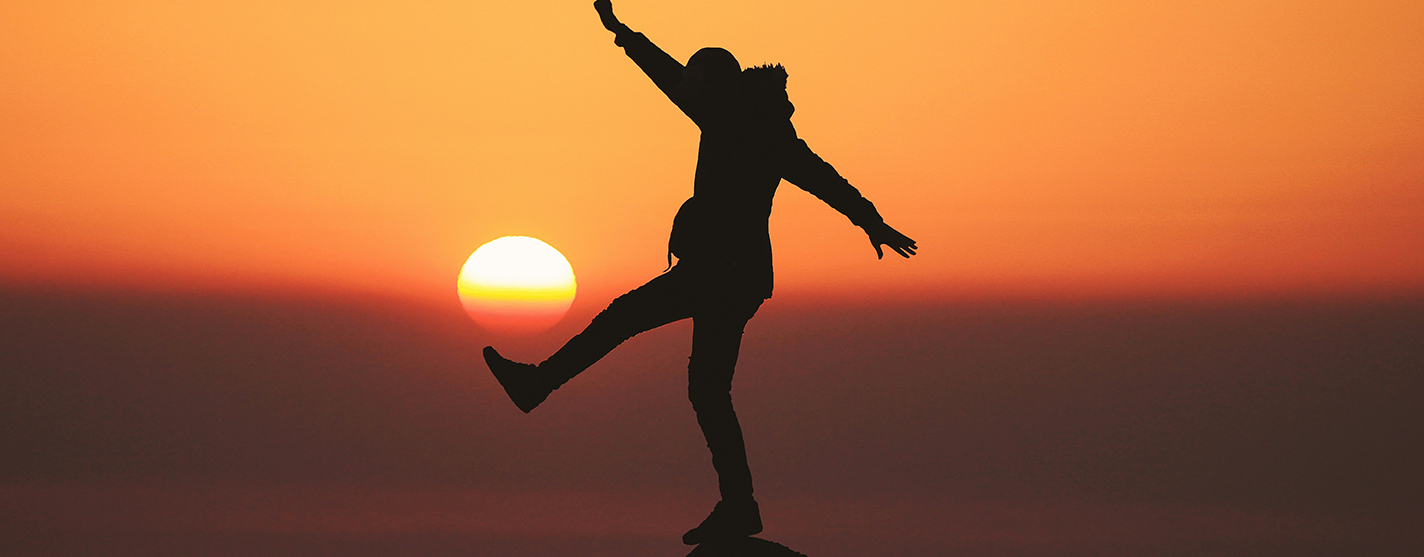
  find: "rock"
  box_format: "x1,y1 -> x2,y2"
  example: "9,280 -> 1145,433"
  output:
687,537 -> 807,557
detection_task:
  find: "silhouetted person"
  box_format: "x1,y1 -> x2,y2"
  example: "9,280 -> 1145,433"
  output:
483,0 -> 917,546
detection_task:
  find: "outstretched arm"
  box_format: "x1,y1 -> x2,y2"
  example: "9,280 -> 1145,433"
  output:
781,130 -> 918,259
593,1 -> 684,97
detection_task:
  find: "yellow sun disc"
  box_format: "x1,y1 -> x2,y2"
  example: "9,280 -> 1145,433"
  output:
457,236 -> 577,335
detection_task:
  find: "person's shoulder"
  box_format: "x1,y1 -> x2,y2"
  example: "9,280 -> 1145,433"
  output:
740,64 -> 788,92
739,64 -> 793,120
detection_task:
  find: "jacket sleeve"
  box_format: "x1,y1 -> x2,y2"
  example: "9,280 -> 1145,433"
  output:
781,127 -> 885,229
612,29 -> 692,115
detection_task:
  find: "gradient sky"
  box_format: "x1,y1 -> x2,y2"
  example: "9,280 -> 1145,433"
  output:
4,3 -> 1423,555
3,0 -> 1421,304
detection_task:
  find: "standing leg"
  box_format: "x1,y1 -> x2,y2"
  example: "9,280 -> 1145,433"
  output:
682,296 -> 764,544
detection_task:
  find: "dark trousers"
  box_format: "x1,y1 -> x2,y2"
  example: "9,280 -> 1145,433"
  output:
541,265 -> 764,501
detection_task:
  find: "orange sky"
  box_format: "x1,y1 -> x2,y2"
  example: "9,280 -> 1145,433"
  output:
3,0 -> 1422,304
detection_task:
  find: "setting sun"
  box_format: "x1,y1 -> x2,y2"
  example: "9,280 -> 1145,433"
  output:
457,236 -> 577,336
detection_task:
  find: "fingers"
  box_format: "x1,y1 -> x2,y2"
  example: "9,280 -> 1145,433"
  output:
896,232 -> 917,257
870,226 -> 918,259
873,240 -> 919,258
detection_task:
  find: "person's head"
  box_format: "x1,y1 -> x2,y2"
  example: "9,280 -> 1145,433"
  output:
674,47 -> 740,99
685,47 -> 740,83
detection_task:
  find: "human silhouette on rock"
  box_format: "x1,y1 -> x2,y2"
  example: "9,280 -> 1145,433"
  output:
483,0 -> 917,547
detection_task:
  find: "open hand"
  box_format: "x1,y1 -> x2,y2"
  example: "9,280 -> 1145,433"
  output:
866,222 -> 918,259
593,0 -> 623,32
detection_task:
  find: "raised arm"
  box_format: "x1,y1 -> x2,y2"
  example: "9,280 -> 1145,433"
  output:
594,1 -> 684,97
780,127 -> 918,259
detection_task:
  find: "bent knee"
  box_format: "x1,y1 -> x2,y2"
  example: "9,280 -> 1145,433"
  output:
688,382 -> 733,407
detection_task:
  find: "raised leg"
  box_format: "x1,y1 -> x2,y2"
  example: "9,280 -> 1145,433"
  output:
539,270 -> 692,388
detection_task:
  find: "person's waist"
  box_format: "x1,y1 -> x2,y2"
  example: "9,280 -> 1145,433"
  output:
674,250 -> 771,267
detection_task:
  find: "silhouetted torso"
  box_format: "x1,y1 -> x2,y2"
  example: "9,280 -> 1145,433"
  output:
617,32 -> 885,299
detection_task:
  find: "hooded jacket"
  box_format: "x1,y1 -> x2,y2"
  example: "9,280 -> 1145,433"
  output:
615,30 -> 885,299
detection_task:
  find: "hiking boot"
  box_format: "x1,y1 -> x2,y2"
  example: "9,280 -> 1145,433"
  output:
682,499 -> 762,546
483,346 -> 552,413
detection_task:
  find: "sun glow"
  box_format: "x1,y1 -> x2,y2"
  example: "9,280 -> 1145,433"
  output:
458,236 -> 576,335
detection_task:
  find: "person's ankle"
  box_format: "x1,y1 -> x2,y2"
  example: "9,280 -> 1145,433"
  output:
536,363 -> 569,391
